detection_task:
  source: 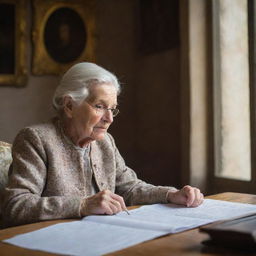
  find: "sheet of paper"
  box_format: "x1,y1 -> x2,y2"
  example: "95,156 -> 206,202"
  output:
84,198 -> 256,233
4,199 -> 256,256
4,221 -> 166,256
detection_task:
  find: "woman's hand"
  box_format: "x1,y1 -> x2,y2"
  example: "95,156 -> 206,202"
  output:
80,190 -> 128,216
167,185 -> 204,207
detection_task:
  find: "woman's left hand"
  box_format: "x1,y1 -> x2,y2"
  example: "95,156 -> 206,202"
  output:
167,185 -> 204,207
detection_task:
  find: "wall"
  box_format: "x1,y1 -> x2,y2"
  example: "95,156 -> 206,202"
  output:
0,0 -> 181,188
133,51 -> 180,186
180,0 -> 210,193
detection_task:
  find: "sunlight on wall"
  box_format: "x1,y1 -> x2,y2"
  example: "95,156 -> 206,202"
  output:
213,0 -> 251,180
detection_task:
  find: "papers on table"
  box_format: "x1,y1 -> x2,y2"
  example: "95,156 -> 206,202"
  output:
3,199 -> 256,256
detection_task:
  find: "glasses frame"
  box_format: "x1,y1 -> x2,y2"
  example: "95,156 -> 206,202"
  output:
85,101 -> 120,117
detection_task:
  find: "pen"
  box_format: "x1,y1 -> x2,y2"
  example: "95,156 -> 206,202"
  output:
125,208 -> 130,215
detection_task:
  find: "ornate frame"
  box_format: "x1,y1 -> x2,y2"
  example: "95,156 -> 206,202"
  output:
0,0 -> 28,86
32,0 -> 96,75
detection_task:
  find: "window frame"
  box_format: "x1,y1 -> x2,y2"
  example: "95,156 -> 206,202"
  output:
208,0 -> 256,194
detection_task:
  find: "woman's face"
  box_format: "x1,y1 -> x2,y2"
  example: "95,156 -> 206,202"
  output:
64,83 -> 118,147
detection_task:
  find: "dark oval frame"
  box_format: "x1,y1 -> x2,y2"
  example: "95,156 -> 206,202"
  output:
32,0 -> 96,75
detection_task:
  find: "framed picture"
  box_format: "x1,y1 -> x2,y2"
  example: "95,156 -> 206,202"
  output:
0,0 -> 28,86
32,0 -> 96,75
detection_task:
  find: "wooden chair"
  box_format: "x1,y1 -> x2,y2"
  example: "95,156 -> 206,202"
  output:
0,141 -> 12,227
0,141 -> 12,191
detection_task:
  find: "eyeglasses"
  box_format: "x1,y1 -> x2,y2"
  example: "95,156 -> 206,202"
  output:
86,102 -> 120,117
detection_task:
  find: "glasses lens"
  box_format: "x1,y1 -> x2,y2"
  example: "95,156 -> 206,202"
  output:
112,108 -> 119,117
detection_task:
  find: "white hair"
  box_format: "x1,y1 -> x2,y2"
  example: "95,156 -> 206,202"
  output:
52,62 -> 121,111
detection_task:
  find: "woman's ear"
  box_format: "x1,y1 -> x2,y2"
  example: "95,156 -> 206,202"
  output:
63,96 -> 73,118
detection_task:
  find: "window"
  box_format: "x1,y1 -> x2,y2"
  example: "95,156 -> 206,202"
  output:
212,0 -> 251,181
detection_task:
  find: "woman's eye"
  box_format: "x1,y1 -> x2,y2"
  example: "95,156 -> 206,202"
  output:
95,105 -> 104,110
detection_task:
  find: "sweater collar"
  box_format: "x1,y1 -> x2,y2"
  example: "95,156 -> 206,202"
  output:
55,117 -> 90,152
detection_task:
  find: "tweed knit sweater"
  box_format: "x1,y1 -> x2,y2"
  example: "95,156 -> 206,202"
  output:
1,117 -> 176,227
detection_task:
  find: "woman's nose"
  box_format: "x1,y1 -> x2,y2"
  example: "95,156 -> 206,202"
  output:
102,110 -> 114,123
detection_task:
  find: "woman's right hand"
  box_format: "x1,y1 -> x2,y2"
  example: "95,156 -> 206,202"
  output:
80,190 -> 128,216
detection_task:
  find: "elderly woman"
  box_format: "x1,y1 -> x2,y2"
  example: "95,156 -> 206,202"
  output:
1,63 -> 203,227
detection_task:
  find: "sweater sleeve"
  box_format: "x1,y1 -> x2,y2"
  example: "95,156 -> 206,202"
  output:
106,134 -> 178,206
1,128 -> 82,227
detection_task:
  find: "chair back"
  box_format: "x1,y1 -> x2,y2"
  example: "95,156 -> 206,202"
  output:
0,141 -> 12,227
0,141 -> 12,191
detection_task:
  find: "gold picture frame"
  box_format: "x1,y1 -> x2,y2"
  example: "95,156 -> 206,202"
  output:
32,0 -> 96,75
0,0 -> 28,86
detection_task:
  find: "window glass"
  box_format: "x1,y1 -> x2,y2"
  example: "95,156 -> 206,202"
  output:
213,0 -> 251,180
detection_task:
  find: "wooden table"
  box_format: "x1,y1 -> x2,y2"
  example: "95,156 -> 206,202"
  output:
0,192 -> 256,256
